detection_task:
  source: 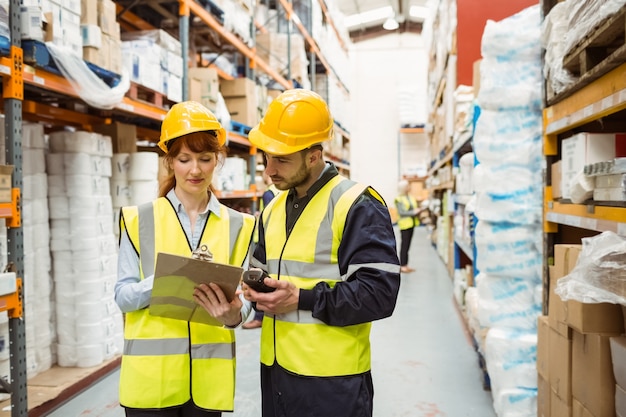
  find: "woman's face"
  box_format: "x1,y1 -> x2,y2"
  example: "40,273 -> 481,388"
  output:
172,143 -> 218,197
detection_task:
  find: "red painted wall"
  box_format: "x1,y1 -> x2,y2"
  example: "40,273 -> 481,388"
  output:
456,0 -> 539,86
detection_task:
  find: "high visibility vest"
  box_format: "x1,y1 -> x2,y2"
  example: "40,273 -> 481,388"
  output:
258,175 -> 382,377
259,184 -> 279,212
119,197 -> 254,411
394,194 -> 418,230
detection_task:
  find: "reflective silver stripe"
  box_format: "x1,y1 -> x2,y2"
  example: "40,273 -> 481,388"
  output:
268,259 -> 340,280
250,256 -> 267,270
124,337 -> 189,356
343,262 -> 402,280
227,208 -> 243,260
138,202 -> 156,277
275,310 -> 322,324
191,342 -> 235,360
124,338 -> 235,359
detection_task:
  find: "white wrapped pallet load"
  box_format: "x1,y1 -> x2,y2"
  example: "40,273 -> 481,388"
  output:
110,180 -> 131,207
46,153 -> 65,175
22,148 -> 46,175
473,164 -> 543,225
69,195 -> 114,218
477,58 -> 542,112
485,327 -> 538,416
481,4 -> 541,61
22,173 -> 48,200
474,221 -> 542,280
476,272 -> 541,330
472,108 -> 542,167
129,180 -> 158,205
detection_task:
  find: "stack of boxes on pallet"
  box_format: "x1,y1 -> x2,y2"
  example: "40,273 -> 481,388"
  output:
540,244 -> 625,417
122,29 -> 184,103
81,0 -> 122,75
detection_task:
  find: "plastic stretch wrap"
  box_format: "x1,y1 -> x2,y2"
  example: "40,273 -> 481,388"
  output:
481,4 -> 541,61
556,231 -> 626,304
474,221 -> 542,280
477,58 -> 542,112
541,2 -> 578,95
562,0 -> 626,60
46,42 -> 130,110
473,164 -> 543,225
476,273 -> 542,330
473,108 -> 542,167
485,327 -> 537,416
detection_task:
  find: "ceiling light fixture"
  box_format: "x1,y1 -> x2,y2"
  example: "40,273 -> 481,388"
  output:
383,16 -> 399,30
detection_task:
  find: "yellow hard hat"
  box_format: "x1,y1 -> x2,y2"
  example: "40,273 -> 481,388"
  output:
249,89 -> 333,155
158,101 -> 227,153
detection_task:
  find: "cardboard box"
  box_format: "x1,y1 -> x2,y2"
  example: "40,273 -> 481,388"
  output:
93,122 -> 137,154
220,77 -> 257,98
81,0 -> 98,26
0,166 -> 13,203
97,0 -> 117,37
472,59 -> 481,96
567,300 -> 623,335
551,390 -> 572,417
617,384 -> 626,417
572,331 -> 615,417
611,337 -> 626,388
537,315 -> 550,380
550,244 -> 582,335
549,326 -> 572,402
188,67 -> 220,111
538,375 -> 551,417
572,398 -> 594,417
225,97 -> 259,127
552,160 -> 562,199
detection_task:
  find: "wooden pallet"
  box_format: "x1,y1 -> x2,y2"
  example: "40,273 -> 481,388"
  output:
548,6 -> 626,105
126,82 -> 176,109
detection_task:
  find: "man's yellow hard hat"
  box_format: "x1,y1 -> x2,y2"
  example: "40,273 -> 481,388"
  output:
158,101 -> 226,153
249,89 -> 334,155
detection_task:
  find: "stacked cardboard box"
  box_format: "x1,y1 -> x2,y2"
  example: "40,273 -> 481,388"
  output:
539,244 -> 623,417
221,77 -> 260,127
81,0 -> 122,74
189,67 -> 220,112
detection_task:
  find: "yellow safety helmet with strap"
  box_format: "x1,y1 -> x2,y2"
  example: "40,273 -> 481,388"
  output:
249,89 -> 333,155
158,101 -> 227,153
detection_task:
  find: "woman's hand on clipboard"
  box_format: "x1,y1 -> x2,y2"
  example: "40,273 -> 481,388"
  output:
193,282 -> 243,327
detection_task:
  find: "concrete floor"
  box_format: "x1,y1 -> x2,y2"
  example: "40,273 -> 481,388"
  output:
47,227 -> 496,417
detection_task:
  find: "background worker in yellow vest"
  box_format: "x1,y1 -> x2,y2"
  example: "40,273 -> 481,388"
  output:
394,179 -> 420,273
115,101 -> 256,417
244,89 -> 401,417
243,171 -> 279,329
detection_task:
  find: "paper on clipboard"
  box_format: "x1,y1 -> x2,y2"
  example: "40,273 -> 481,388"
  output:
149,252 -> 244,326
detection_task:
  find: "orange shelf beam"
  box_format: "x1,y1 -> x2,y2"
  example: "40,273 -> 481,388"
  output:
0,188 -> 21,228
228,132 -> 251,147
215,189 -> 263,199
21,100 -> 104,127
115,4 -> 156,30
0,278 -> 23,319
187,0 -> 291,89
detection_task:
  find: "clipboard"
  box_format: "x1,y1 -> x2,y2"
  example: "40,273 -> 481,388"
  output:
149,252 -> 244,326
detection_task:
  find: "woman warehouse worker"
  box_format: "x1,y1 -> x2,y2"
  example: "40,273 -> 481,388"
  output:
114,101 -> 256,416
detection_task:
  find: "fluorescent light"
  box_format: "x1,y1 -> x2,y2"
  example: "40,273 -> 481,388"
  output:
383,17 -> 399,30
409,5 -> 429,20
344,6 -> 394,28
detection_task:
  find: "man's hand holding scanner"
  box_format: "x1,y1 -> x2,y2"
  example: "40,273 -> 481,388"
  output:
193,282 -> 242,327
242,269 -> 299,315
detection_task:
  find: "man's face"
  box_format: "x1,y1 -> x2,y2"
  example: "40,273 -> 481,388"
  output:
263,151 -> 310,191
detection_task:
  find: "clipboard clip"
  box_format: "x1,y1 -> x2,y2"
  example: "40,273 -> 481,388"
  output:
191,244 -> 214,262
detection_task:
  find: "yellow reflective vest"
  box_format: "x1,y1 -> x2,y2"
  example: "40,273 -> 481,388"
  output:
119,197 -> 254,411
258,175 -> 375,377
394,194 -> 419,230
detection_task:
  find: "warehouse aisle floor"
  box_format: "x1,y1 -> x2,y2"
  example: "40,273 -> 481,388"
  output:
48,227 -> 496,417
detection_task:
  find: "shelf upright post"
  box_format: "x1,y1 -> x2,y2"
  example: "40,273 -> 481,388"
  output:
4,0 -> 27,415
179,0 -> 190,101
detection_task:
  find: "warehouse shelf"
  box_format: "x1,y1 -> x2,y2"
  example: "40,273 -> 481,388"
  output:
427,181 -> 454,192
276,0 -> 349,94
545,200 -> 626,236
427,150 -> 453,177
454,237 -> 473,261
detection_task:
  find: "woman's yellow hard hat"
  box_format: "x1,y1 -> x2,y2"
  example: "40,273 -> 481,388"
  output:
158,101 -> 226,153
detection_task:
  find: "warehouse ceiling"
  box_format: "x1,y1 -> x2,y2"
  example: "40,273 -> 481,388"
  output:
334,0 -> 430,42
